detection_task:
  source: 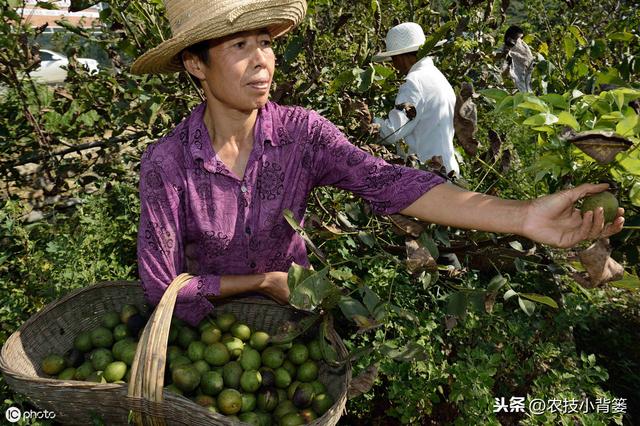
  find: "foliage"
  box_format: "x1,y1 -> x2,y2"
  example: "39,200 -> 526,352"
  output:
0,0 -> 639,424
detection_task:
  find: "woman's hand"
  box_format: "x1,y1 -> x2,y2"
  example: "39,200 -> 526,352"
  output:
258,271 -> 290,304
520,183 -> 625,248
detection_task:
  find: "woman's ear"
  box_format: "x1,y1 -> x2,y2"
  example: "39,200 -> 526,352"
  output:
182,50 -> 206,81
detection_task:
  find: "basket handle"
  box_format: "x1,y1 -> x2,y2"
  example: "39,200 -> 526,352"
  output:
127,273 -> 194,426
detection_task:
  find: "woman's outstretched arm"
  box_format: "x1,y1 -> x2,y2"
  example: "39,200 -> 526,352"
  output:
400,182 -> 625,248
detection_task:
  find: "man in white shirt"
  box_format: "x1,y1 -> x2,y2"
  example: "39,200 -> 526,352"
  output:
371,22 -> 460,175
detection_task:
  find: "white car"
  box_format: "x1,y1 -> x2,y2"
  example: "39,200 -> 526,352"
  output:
29,49 -> 99,84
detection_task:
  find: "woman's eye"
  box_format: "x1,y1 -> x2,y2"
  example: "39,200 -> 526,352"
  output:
235,41 -> 245,48
261,39 -> 272,47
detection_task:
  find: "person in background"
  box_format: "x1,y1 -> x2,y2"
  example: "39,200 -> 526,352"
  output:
371,22 -> 460,175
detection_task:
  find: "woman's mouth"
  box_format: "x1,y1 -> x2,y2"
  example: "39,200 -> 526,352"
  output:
248,80 -> 270,90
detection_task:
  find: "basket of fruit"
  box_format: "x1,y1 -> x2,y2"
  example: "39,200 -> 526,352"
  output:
0,275 -> 351,425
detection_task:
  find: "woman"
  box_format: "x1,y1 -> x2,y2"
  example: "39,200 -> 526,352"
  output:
133,0 -> 624,326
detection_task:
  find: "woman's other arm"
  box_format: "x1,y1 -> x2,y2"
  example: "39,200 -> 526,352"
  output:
208,272 -> 289,304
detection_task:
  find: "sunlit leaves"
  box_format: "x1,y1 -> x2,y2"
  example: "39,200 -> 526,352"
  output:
519,293 -> 558,309
557,111 -> 580,130
518,297 -> 536,316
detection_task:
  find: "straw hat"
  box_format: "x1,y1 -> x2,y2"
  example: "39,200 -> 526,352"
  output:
373,22 -> 425,62
131,0 -> 307,74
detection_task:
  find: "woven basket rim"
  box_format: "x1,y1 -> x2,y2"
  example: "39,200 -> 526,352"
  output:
0,281 -> 139,378
0,280 -> 351,426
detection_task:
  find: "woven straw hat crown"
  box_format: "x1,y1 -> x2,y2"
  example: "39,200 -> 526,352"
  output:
132,0 -> 307,74
373,22 -> 426,62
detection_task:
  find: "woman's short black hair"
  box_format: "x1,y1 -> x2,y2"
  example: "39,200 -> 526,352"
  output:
183,39 -> 212,66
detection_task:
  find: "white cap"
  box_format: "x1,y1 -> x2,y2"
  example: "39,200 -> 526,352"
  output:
373,22 -> 426,62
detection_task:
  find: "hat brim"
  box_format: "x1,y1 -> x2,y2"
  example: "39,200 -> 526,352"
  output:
373,39 -> 448,62
372,44 -> 421,62
131,2 -> 306,74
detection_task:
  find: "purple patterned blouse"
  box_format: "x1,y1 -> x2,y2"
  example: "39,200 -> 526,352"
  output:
137,101 -> 445,325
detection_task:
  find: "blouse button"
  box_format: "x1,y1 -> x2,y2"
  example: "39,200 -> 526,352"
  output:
241,185 -> 248,193
250,261 -> 256,268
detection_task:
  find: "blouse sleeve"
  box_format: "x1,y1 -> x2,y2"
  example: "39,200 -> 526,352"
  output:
307,112 -> 446,215
137,147 -> 220,326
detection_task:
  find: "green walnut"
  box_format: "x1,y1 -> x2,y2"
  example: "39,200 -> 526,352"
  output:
580,191 -> 619,223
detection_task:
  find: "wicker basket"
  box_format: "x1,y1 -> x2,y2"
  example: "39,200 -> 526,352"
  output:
0,277 -> 351,425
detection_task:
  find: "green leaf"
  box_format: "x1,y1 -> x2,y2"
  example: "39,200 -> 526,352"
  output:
370,0 -> 379,13
495,95 -> 515,113
518,297 -> 536,316
517,96 -> 549,113
329,267 -> 353,281
519,293 -> 559,309
468,291 -> 486,313
563,35 -> 577,58
348,346 -> 374,363
608,32 -> 634,42
372,64 -> 395,80
591,39 -> 607,59
479,88 -> 509,103
361,286 -> 382,314
616,113 -> 638,137
357,65 -> 376,93
600,111 -> 625,121
540,93 -> 569,110
630,182 -> 640,207
35,1 -> 60,9
568,25 -> 587,46
338,296 -> 369,319
389,304 -> 419,322
329,68 -> 359,94
287,263 -> 315,291
503,289 -> 517,300
523,113 -> 558,126
288,267 -> 331,311
609,273 -> 640,289
487,275 -> 507,292
379,341 -> 428,362
283,209 -> 326,263
417,21 -> 455,58
69,0 -> 100,12
446,292 -> 467,318
532,125 -> 555,133
357,231 -> 375,247
419,271 -> 435,289
557,111 -> 580,131
270,314 -> 320,344
283,35 -> 303,64
418,233 -> 439,259
319,316 -> 342,366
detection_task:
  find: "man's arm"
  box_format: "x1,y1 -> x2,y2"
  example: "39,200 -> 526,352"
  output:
374,80 -> 421,144
400,182 -> 625,248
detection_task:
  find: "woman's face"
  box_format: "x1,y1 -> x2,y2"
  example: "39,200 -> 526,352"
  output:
198,29 -> 275,112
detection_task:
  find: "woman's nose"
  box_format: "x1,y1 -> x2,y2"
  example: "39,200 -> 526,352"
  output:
252,45 -> 270,67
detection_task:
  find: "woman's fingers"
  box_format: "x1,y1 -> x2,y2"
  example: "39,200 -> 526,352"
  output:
580,207 -> 625,242
569,183 -> 610,203
587,207 -> 606,240
601,209 -> 625,238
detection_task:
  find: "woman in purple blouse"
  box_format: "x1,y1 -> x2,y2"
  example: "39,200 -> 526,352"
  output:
131,0 -> 625,326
